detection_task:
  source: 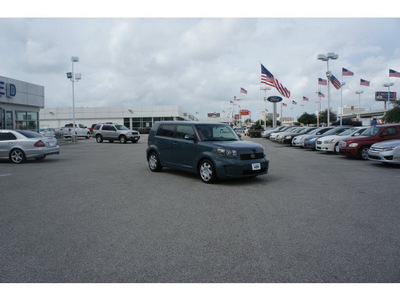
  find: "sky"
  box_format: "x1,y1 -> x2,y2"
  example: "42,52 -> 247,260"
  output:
1,2 -> 400,122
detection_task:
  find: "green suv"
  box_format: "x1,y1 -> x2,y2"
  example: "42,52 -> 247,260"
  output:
146,122 -> 269,183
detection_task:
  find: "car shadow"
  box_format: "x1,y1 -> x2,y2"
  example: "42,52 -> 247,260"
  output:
161,167 -> 273,186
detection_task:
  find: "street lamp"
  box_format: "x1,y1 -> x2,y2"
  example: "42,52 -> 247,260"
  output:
317,52 -> 339,125
66,56 -> 81,142
355,90 -> 364,120
383,82 -> 394,109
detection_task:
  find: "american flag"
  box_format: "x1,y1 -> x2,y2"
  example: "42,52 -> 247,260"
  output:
292,100 -> 297,105
342,68 -> 354,76
360,79 -> 370,86
318,92 -> 325,98
328,73 -> 341,90
389,69 -> 400,78
282,103 -> 287,107
234,96 -> 240,101
318,78 -> 327,86
230,100 -> 234,104
303,96 -> 309,101
261,64 -> 291,98
240,87 -> 247,94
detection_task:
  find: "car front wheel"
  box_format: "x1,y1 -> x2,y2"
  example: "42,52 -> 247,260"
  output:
96,135 -> 103,143
199,159 -> 216,184
120,135 -> 127,144
358,146 -> 370,160
10,149 -> 26,164
148,152 -> 162,172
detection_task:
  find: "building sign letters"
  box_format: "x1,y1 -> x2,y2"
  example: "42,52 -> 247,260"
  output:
0,81 -> 17,98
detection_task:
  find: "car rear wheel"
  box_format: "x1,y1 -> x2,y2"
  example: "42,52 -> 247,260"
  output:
199,159 -> 216,184
358,146 -> 370,160
148,152 -> 162,172
96,135 -> 103,143
10,149 -> 26,164
120,135 -> 127,144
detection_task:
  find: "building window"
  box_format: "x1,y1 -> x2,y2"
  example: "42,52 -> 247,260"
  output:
15,111 -> 38,131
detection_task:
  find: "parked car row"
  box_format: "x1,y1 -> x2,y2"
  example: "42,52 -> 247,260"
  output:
264,124 -> 400,164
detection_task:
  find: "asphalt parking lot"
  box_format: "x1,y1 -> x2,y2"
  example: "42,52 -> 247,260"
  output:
1,135 -> 399,283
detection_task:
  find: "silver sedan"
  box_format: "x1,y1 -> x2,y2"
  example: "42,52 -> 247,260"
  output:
367,139 -> 400,164
0,130 -> 60,164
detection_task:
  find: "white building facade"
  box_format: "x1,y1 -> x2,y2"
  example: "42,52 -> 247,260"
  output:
39,105 -> 197,130
0,75 -> 45,130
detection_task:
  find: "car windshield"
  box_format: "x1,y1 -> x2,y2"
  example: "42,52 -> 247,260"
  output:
16,130 -> 43,138
115,125 -> 129,130
338,127 -> 359,136
195,124 -> 239,141
362,127 -> 381,136
305,128 -> 318,135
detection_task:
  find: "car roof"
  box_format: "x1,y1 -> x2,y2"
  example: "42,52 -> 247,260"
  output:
155,121 -> 229,126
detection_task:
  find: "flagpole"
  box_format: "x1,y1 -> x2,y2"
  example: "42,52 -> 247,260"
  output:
340,72 -> 344,126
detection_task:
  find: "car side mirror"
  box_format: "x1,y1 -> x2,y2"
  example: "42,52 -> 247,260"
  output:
380,132 -> 389,137
184,134 -> 196,141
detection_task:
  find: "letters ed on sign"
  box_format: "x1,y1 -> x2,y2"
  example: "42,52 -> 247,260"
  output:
0,81 -> 17,98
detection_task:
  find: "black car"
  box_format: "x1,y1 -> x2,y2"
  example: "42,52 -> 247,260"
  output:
282,127 -> 317,145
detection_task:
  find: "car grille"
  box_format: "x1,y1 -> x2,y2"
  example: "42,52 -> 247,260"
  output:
369,146 -> 383,152
240,153 -> 264,160
368,154 -> 381,160
316,141 -> 322,144
130,132 -> 139,135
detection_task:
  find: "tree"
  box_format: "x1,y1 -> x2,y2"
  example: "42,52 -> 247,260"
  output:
383,101 -> 400,123
319,109 -> 337,125
297,112 -> 317,125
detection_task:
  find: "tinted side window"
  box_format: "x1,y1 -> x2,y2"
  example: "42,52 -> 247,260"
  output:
102,125 -> 114,131
157,124 -> 176,137
0,132 -> 17,141
94,124 -> 101,130
176,125 -> 195,139
382,127 -> 397,136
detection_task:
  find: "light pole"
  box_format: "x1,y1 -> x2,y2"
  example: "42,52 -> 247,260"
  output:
317,52 -> 338,125
67,56 -> 81,142
260,86 -> 271,127
383,82 -> 394,109
355,90 -> 364,120
340,81 -> 346,126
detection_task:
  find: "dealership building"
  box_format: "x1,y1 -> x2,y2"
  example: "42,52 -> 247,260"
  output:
0,75 -> 45,131
39,105 -> 198,130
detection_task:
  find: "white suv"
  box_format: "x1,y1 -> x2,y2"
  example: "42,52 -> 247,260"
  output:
93,123 -> 140,144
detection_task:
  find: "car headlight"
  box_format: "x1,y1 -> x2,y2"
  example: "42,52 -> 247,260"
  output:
217,148 -> 237,156
285,136 -> 292,139
324,139 -> 335,144
349,143 -> 358,147
383,147 -> 395,151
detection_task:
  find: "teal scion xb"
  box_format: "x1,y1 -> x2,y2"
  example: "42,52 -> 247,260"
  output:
146,121 -> 269,183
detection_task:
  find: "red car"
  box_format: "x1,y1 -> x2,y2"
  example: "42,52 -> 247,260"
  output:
338,124 -> 400,159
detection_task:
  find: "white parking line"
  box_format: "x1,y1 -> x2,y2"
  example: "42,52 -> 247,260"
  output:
0,174 -> 11,177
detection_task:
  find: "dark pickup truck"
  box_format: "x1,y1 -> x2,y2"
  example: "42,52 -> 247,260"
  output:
248,125 -> 264,138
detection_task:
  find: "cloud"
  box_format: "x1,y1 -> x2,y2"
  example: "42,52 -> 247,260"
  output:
0,18 -> 399,120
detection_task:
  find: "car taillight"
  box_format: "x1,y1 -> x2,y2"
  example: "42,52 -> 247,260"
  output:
34,140 -> 46,147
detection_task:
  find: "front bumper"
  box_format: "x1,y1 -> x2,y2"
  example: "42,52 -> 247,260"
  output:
316,142 -> 335,152
304,140 -> 317,149
338,146 -> 358,158
368,149 -> 400,164
127,135 -> 140,142
214,155 -> 269,179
